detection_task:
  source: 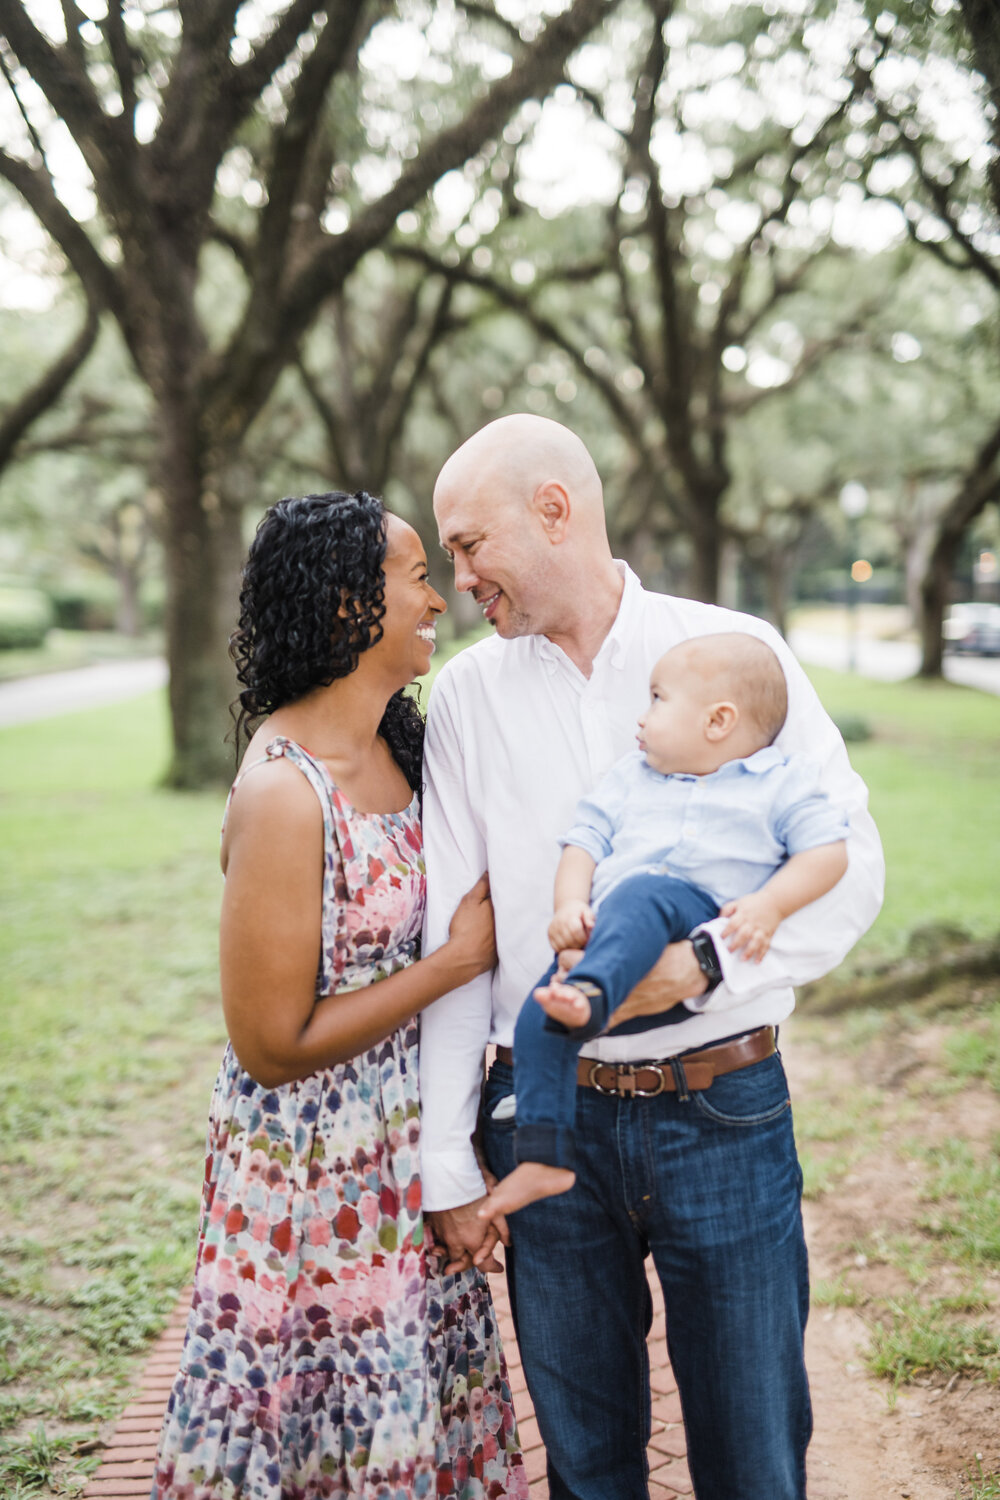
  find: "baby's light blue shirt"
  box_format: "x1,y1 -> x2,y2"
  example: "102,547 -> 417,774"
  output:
561,746 -> 850,909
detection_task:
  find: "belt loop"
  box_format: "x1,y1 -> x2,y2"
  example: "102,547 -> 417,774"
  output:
669,1057 -> 690,1102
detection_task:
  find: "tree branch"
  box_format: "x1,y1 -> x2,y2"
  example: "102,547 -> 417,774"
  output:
212,0 -> 625,439
724,298 -> 881,417
102,0 -> 137,130
0,294 -> 100,470
253,0 -> 379,306
0,147 -> 124,326
393,243 -> 662,479
867,97 -> 1000,290
0,6 -> 122,207
0,38 -> 48,166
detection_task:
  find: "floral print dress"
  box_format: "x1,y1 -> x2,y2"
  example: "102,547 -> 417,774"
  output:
152,738 -> 526,1500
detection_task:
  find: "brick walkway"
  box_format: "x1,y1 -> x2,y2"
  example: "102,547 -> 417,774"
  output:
83,1265 -> 691,1499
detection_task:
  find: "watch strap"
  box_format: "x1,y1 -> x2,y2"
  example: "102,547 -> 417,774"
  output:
691,930 -> 723,994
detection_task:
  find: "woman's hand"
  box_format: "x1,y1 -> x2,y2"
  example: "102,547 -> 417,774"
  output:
445,873 -> 496,984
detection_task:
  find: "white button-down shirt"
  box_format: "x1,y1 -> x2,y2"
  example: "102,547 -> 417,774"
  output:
419,565 -> 885,1209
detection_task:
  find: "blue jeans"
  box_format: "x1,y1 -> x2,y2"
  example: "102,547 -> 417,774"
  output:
482,1049 -> 811,1500
514,873 -> 718,1169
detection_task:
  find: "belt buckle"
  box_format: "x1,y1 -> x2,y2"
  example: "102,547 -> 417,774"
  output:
588,1061 -> 667,1098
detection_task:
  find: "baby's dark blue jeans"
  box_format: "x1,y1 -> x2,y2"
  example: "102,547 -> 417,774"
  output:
513,871 -> 718,1169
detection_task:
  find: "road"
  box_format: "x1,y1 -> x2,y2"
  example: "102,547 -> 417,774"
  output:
787,630 -> 1000,695
0,634 -> 997,731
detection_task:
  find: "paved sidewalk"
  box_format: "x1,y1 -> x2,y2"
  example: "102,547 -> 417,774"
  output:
81,1268 -> 691,1499
0,658 -> 166,728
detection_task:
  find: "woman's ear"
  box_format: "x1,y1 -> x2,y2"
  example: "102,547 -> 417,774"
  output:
705,701 -> 739,741
532,480 -> 571,543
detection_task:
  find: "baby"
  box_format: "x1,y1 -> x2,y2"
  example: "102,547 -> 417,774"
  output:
480,631 -> 850,1226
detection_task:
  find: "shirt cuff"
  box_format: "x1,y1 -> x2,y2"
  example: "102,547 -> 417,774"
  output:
557,826 -> 611,864
420,1151 -> 488,1212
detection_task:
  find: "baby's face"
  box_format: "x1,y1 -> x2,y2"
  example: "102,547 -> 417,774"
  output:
637,647 -> 721,775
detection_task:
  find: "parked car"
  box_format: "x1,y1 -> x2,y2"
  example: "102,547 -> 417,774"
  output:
943,602 -> 1000,655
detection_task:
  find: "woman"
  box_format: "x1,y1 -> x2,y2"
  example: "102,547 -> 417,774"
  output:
152,492 -> 527,1499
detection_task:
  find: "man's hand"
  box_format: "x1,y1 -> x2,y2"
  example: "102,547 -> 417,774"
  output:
426,1198 -> 508,1275
608,939 -> 707,1028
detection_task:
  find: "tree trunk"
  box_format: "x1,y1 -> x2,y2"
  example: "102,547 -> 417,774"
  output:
686,490 -> 722,603
764,549 -> 789,639
114,560 -> 142,637
917,536 -> 954,678
159,413 -> 245,787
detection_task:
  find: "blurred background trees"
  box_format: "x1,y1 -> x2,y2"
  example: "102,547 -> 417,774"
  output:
1,0 -> 997,785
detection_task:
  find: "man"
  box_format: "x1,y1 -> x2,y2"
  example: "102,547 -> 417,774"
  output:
419,414 -> 884,1500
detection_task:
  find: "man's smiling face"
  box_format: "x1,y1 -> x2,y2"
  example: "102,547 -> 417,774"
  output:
433,480 -> 553,639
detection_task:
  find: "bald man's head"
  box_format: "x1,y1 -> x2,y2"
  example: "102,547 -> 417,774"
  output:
434,413 -> 605,521
432,415 -> 616,641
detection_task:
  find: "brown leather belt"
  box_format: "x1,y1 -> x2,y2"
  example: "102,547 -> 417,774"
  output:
494,1026 -> 775,1098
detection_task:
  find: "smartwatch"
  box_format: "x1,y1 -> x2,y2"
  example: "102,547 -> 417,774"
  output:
690,930 -> 723,995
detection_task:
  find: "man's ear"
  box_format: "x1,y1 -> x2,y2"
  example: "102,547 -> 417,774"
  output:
705,701 -> 739,741
532,480 -> 571,543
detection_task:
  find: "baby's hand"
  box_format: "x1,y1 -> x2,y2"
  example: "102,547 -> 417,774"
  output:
720,892 -> 781,963
548,900 -> 594,954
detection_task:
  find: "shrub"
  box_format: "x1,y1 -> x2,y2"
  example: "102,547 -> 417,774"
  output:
47,576 -> 119,631
0,587 -> 53,650
834,714 -> 873,743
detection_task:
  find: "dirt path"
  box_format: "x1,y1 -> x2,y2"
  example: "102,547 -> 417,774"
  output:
786,1016 -> 1000,1499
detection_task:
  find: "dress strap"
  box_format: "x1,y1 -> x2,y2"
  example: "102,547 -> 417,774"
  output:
265,738 -> 341,995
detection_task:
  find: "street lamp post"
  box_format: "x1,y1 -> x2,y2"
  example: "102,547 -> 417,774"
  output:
839,482 -> 869,673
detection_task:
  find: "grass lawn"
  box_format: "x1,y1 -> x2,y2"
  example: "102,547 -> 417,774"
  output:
0,657 -> 997,1492
806,666 -> 1000,959
0,693 -> 226,1493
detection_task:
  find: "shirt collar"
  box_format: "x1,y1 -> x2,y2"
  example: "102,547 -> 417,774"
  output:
533,560 -> 641,676
728,745 -> 785,775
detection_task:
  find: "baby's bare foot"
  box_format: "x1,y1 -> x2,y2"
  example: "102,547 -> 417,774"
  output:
478,1162 -> 576,1225
534,977 -> 592,1028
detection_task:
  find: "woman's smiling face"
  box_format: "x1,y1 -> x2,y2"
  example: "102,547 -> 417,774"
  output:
373,514 -> 447,682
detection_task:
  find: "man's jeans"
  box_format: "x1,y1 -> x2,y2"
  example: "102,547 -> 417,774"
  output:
482,1049 -> 811,1500
514,873 -> 718,1169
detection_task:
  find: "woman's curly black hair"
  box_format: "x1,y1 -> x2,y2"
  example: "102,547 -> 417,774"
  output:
229,490 -> 425,791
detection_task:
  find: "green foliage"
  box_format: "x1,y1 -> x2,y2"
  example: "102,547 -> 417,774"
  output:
831,713 -> 872,743
943,1007 -> 1000,1094
960,1457 -> 1000,1500
46,575 -> 119,632
0,588 -> 52,651
866,1296 -> 1000,1386
917,1137 -> 1000,1267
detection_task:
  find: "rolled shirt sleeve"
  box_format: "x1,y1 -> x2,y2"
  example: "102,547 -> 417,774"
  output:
418,673 -> 493,1210
772,757 -> 852,856
557,761 -> 626,864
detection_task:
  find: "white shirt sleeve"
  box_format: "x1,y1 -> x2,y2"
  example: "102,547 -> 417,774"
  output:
686,640 -> 885,1011
418,670 -> 493,1210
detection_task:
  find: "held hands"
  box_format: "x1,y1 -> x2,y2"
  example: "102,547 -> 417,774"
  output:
720,890 -> 781,963
447,874 -> 497,984
426,1181 -> 510,1277
547,899 -> 594,955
